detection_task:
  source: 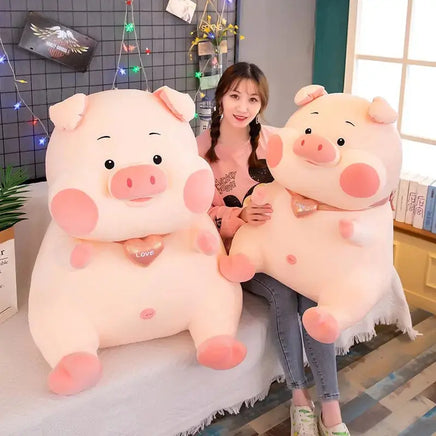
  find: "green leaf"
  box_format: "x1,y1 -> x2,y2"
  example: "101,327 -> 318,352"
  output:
0,166 -> 29,232
0,202 -> 26,211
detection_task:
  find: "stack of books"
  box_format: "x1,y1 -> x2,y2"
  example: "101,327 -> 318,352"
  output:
392,173 -> 436,234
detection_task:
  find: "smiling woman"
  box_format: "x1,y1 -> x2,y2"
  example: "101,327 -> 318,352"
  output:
196,62 -> 273,240
221,79 -> 262,128
196,65 -> 353,435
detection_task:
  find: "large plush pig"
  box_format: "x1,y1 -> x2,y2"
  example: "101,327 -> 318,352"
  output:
219,85 -> 415,344
29,87 -> 245,395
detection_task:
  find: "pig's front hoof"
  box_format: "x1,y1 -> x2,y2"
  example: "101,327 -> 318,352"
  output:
302,307 -> 339,343
339,219 -> 354,239
48,352 -> 102,395
70,242 -> 93,269
251,186 -> 267,205
218,253 -> 256,282
197,230 -> 219,255
197,335 -> 247,370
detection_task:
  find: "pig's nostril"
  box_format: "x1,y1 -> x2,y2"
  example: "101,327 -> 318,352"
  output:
127,178 -> 133,188
318,144 -> 323,151
150,176 -> 155,185
301,140 -> 305,146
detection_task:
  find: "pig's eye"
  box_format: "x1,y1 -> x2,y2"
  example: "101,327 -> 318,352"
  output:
104,159 -> 115,169
305,128 -> 312,134
337,138 -> 345,146
153,155 -> 162,165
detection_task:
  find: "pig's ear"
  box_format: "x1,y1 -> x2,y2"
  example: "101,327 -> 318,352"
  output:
294,85 -> 327,106
153,86 -> 195,122
368,97 -> 398,124
49,93 -> 87,130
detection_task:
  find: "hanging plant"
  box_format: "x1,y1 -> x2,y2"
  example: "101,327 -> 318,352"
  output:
189,0 -> 244,59
190,16 -> 243,50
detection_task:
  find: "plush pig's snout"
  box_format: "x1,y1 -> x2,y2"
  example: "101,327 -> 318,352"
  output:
110,164 -> 167,201
293,133 -> 339,165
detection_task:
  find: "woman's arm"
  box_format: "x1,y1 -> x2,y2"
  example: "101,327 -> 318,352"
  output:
208,192 -> 272,238
207,191 -> 246,239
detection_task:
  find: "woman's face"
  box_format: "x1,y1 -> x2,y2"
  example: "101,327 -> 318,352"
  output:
221,79 -> 262,129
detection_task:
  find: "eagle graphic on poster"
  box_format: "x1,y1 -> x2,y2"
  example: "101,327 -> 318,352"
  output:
30,23 -> 89,58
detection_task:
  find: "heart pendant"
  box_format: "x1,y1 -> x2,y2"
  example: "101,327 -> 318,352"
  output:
123,235 -> 164,266
291,196 -> 319,217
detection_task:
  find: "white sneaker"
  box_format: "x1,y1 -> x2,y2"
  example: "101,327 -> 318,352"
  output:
318,415 -> 350,436
290,402 -> 319,436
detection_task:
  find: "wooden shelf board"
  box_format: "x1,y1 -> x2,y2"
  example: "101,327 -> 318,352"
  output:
394,221 -> 436,243
404,289 -> 436,316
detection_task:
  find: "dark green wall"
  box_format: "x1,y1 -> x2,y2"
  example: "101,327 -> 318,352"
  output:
313,0 -> 350,93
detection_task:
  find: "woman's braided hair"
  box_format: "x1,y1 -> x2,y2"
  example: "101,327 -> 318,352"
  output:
205,62 -> 269,169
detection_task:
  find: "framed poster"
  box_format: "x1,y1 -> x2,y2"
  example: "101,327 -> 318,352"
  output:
166,0 -> 196,23
18,11 -> 97,72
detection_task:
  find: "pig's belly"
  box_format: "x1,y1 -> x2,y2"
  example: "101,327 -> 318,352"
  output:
256,212 -> 393,301
30,241 -> 229,346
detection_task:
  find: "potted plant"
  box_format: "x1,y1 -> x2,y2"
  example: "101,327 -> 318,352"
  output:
0,166 -> 28,323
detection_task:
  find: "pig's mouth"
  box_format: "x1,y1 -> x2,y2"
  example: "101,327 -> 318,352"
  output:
130,197 -> 152,202
305,160 -> 319,166
304,159 -> 339,168
123,196 -> 153,207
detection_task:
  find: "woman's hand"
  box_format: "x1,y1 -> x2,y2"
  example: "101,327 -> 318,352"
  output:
239,202 -> 273,226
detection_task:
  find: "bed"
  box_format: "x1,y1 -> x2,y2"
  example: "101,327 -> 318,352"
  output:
0,181 -> 414,435
0,182 -> 284,436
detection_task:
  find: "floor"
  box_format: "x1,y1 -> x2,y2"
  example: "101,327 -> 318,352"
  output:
198,309 -> 436,436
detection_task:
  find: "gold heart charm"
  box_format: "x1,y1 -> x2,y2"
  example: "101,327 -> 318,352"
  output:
291,196 -> 319,217
123,235 -> 164,266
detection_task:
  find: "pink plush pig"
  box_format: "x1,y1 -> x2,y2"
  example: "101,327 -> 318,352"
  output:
219,85 -> 415,344
29,87 -> 246,395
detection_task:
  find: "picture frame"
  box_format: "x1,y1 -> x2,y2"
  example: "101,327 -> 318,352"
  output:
18,11 -> 97,72
166,0 -> 196,24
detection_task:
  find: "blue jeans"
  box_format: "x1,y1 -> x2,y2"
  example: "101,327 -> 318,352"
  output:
242,273 -> 339,401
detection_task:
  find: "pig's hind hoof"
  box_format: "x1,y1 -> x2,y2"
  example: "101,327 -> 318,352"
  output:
197,335 -> 246,369
48,352 -> 102,395
302,307 -> 339,344
218,253 -> 256,282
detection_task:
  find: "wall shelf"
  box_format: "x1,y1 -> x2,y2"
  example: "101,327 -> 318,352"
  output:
394,221 -> 436,243
393,224 -> 436,315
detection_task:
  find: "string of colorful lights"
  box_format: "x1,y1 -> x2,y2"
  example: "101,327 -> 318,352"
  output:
0,0 -> 239,152
112,0 -> 151,90
0,35 -> 49,147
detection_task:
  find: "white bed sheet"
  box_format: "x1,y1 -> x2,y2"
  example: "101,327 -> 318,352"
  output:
0,182 -> 284,436
0,295 -> 283,436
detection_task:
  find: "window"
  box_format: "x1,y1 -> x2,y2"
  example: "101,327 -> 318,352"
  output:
344,0 -> 436,176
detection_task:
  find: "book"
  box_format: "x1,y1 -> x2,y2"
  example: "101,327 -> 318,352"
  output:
432,195 -> 436,234
412,176 -> 434,229
423,179 -> 436,232
404,174 -> 420,225
395,173 -> 411,223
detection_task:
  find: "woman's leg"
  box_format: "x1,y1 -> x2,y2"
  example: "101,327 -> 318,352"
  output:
243,273 -> 309,393
243,275 -> 322,435
298,295 -> 343,428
